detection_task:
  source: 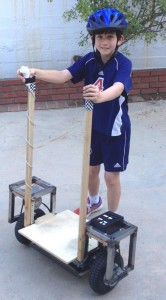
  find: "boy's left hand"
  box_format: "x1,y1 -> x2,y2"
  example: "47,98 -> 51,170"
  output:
83,84 -> 101,103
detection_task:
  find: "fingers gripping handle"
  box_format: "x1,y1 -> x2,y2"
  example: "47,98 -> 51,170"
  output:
20,66 -> 36,93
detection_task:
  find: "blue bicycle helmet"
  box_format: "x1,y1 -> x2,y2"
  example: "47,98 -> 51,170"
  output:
86,7 -> 128,33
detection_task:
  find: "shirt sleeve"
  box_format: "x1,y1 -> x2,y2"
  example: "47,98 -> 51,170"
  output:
67,55 -> 88,84
114,58 -> 132,93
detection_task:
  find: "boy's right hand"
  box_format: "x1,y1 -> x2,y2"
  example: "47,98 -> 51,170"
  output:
17,68 -> 36,83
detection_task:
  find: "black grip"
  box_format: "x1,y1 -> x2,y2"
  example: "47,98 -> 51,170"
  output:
25,76 -> 36,84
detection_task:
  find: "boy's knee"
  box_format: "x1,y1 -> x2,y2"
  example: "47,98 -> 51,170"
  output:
89,165 -> 100,177
104,171 -> 120,185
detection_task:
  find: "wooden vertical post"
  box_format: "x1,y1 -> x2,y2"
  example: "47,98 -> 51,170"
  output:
24,90 -> 35,227
77,110 -> 93,262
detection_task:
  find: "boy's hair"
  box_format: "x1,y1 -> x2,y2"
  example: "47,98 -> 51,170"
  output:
92,28 -> 123,40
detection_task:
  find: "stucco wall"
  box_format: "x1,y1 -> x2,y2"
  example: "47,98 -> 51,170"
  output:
0,0 -> 166,79
0,0 -> 85,78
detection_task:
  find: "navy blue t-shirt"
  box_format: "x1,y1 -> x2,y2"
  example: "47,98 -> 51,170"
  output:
67,51 -> 132,136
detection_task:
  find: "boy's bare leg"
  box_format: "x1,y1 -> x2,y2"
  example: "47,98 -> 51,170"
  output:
88,167 -> 121,212
104,171 -> 121,212
88,165 -> 101,197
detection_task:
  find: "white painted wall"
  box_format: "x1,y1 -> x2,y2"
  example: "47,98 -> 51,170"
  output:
127,38 -> 166,70
0,0 -> 165,79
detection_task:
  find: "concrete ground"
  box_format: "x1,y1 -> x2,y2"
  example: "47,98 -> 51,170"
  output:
0,100 -> 166,300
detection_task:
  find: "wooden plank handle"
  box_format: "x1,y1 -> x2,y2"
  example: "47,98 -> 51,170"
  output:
77,110 -> 92,262
24,91 -> 35,227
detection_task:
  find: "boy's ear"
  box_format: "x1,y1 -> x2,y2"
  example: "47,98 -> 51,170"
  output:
117,34 -> 125,46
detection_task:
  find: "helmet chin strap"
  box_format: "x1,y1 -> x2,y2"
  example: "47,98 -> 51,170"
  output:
93,46 -> 118,73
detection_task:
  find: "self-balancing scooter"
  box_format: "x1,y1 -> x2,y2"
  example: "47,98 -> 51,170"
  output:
8,67 -> 138,294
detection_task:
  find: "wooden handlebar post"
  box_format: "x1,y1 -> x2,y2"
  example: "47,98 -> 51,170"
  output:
24,89 -> 35,227
77,101 -> 93,262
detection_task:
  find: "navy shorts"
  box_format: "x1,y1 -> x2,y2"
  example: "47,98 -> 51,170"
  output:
90,129 -> 131,172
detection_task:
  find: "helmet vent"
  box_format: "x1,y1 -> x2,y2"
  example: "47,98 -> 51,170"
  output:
110,14 -> 114,22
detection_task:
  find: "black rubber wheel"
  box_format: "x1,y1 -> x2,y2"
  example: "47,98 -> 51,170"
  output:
89,250 -> 124,295
15,209 -> 45,245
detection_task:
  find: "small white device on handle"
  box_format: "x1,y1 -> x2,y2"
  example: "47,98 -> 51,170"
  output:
20,66 -> 30,79
19,66 -> 35,93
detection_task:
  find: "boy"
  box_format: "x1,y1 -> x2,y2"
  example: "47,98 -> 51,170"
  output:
17,8 -> 132,217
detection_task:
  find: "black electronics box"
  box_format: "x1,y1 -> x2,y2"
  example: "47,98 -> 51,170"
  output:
90,211 -> 124,235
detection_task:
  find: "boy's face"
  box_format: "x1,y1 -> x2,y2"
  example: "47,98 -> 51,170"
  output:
94,31 -> 124,62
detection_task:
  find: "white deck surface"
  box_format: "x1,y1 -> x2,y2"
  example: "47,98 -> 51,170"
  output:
19,210 -> 97,264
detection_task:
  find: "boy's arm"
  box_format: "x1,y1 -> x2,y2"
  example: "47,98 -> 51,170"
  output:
17,68 -> 72,84
83,82 -> 124,103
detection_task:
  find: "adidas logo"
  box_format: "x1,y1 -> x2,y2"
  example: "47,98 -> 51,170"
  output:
114,163 -> 121,168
